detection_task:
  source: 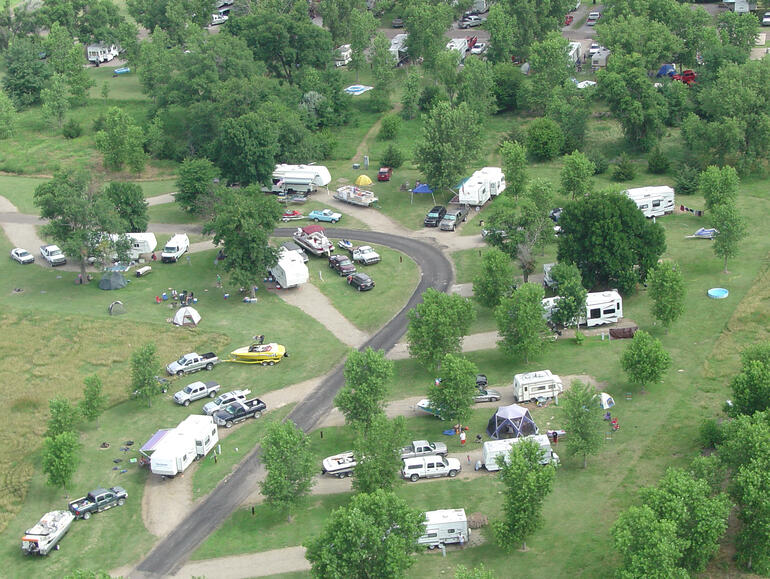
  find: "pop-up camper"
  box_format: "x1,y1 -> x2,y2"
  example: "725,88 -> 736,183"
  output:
270,247 -> 309,289
622,186 -> 675,218
418,509 -> 470,549
542,290 -> 623,327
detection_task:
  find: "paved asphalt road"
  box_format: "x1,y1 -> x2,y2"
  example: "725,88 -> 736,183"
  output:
134,228 -> 453,577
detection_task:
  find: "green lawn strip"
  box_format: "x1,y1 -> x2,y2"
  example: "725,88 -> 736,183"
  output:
452,248 -> 484,284
467,302 -> 498,334
0,175 -> 49,213
147,202 -> 193,225
300,243 -> 419,333
192,405 -> 293,500
136,179 -> 178,198
87,67 -> 148,101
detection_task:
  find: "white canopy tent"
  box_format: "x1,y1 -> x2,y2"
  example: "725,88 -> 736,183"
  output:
172,306 -> 201,326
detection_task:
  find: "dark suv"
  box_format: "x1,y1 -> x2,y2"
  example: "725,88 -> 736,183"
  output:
347,272 -> 375,291
424,206 -> 447,227
329,254 -> 357,276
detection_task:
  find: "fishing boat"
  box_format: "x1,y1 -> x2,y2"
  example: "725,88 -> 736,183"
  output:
21,511 -> 75,556
228,343 -> 288,365
293,225 -> 334,256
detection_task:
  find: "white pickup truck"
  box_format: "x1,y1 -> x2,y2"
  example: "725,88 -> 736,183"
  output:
202,389 -> 251,415
173,380 -> 220,406
351,246 -> 381,265
40,244 -> 66,266
400,440 -> 448,459
166,352 -> 219,376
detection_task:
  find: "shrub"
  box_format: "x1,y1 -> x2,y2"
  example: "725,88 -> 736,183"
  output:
675,163 -> 700,196
91,113 -> 106,133
526,118 -> 564,161
381,144 -> 403,169
586,149 -> 608,174
418,85 -> 447,112
698,418 -> 724,449
504,124 -> 525,145
378,114 -> 401,140
492,62 -> 524,112
62,119 -> 82,139
612,153 -> 636,181
647,145 -> 670,174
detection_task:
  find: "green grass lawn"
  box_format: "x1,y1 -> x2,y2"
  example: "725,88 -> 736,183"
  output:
137,179 -> 178,198
87,67 -> 148,101
147,202 -> 193,225
0,175 -> 50,213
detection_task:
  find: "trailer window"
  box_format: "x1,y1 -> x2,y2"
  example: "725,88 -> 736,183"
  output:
448,528 -> 456,534
652,200 -> 661,208
589,308 -> 601,319
603,307 -> 615,315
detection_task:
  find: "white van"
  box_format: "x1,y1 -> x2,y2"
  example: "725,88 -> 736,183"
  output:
402,455 -> 461,482
513,370 -> 563,403
482,434 -> 560,471
161,233 -> 190,263
418,509 -> 470,549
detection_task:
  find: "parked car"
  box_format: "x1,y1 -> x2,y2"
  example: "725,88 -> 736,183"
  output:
470,42 -> 487,55
40,244 -> 66,266
763,11 -> 770,25
587,11 -> 600,25
474,388 -> 502,403
347,272 -> 375,291
402,456 -> 461,481
281,241 -> 309,263
329,254 -> 357,276
10,247 -> 34,264
424,206 -> 447,227
213,398 -> 266,427
588,42 -> 601,56
378,167 -> 393,181
439,208 -> 468,231
392,17 -> 404,28
68,487 -> 127,520
400,440 -> 448,459
202,389 -> 252,415
459,15 -> 483,28
308,209 -> 342,223
166,352 -> 219,376
476,374 -> 488,387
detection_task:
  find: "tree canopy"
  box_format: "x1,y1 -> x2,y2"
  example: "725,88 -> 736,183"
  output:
427,354 -> 479,426
620,330 -> 671,390
496,282 -> 549,362
647,262 -> 685,331
335,347 -> 394,432
561,380 -> 604,468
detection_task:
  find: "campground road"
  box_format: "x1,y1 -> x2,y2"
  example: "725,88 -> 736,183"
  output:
133,229 -> 453,578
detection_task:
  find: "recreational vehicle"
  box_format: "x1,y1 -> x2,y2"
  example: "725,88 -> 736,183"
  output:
458,167 -> 506,206
478,167 -> 506,196
446,38 -> 468,61
146,415 -> 219,477
622,186 -> 675,218
418,509 -> 470,549
389,34 -> 409,65
86,43 -> 119,63
271,164 -> 331,194
109,233 -> 157,260
335,45 -> 352,67
482,434 -> 560,471
269,247 -> 309,289
513,370 -> 564,403
567,41 -> 582,64
542,290 -> 623,328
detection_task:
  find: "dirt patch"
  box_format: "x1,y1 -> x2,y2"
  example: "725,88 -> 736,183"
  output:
175,546 -> 311,578
142,469 -> 195,537
561,374 -> 610,392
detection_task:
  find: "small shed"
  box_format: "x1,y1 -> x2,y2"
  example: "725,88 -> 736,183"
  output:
172,306 -> 201,326
486,404 -> 539,439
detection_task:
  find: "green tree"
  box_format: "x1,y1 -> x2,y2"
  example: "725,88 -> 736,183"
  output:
485,5 -> 516,63
403,0 -> 453,68
136,27 -> 176,105
496,282 -> 549,362
545,87 -> 589,154
494,438 -> 556,551
103,182 -> 149,232
2,37 -> 51,107
176,157 -> 221,215
711,199 -> 747,274
717,11 -> 759,53
215,111 -> 279,186
370,33 -> 395,112
732,458 -> 770,574
458,57 -> 496,119
499,140 -> 527,199
718,410 -> 770,473
41,73 -> 69,129
401,68 -> 421,120
548,263 -> 587,332
515,196 -> 553,281
427,354 -> 478,426
204,187 -> 283,298
473,248 -> 516,308
415,102 -> 481,194
647,262 -> 685,331
620,330 -> 671,390
349,8 -> 376,82
95,107 -> 146,172
42,431 -> 80,489
79,375 -> 107,422
44,21 -> 93,105
352,415 -> 405,494
527,31 -> 570,113
0,88 -> 16,138
561,381 -> 604,468
319,0 -> 363,46
260,420 -> 316,521
407,289 -> 475,371
699,165 -> 739,211
130,342 -> 161,407
598,15 -> 683,71
557,191 -> 666,293
46,396 -> 78,439
728,343 -> 770,416
560,151 -> 595,200
526,118 -> 564,161
612,505 -> 689,579
335,347 -> 394,432
306,489 -> 424,578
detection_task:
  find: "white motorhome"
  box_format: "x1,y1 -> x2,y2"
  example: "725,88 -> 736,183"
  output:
335,44 -> 352,67
513,370 -> 564,403
269,247 -> 309,289
622,186 -> 675,218
389,33 -> 409,65
446,38 -> 468,61
161,233 -> 190,263
567,41 -> 582,64
542,290 -> 623,328
482,434 -> 560,471
418,509 -> 470,549
86,43 -> 119,63
271,164 -> 332,194
592,48 -> 611,69
458,167 -> 506,206
149,415 -> 219,476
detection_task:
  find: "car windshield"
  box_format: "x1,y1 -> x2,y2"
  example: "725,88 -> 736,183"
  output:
19,250 -> 30,256
176,356 -> 187,365
223,404 -> 237,414
444,214 -> 456,221
339,259 -> 352,266
164,245 -> 177,253
183,386 -> 193,394
428,212 -> 439,217
50,249 -> 62,255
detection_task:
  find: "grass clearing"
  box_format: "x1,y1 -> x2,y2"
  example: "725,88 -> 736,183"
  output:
147,202 -> 194,225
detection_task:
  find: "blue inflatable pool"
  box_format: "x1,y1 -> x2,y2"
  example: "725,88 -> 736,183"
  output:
708,288 -> 729,299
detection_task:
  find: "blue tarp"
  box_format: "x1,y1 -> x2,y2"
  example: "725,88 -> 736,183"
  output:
657,64 -> 676,77
413,183 -> 434,194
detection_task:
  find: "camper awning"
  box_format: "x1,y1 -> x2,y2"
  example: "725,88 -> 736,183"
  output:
140,429 -> 172,457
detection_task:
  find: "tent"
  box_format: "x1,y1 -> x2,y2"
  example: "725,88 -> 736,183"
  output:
599,392 -> 615,410
108,300 -> 126,315
355,174 -> 373,186
656,63 -> 676,77
486,404 -> 539,439
98,272 -> 128,290
411,183 -> 436,205
172,306 -> 201,326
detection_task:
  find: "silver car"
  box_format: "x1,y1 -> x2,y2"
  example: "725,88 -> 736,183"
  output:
439,208 -> 468,231
474,388 -> 502,403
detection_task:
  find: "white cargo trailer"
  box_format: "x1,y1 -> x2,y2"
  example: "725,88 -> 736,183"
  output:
269,247 -> 309,289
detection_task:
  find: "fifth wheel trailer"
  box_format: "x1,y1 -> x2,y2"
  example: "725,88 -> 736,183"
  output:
148,415 -> 219,477
482,435 -> 560,471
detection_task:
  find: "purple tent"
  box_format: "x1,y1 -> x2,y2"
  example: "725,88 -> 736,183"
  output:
486,404 -> 539,439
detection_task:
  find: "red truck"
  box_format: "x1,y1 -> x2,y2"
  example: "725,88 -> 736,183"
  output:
673,69 -> 696,86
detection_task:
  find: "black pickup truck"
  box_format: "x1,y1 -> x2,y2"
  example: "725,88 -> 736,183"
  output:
213,398 -> 266,428
68,486 -> 127,520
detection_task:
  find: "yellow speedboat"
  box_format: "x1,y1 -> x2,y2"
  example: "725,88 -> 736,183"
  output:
228,343 -> 288,365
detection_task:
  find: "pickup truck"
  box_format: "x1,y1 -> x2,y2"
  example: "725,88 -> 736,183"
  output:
202,389 -> 251,415
166,352 -> 219,376
173,380 -> 220,406
40,244 -> 66,266
400,440 -> 448,459
213,398 -> 266,427
351,246 -> 381,265
68,486 -> 127,520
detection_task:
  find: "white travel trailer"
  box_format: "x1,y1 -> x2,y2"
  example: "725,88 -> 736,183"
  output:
87,43 -> 119,63
542,290 -> 623,328
478,167 -> 506,197
389,33 -> 409,65
482,434 -> 560,471
622,186 -> 675,218
513,370 -> 564,403
567,41 -> 582,64
458,167 -> 506,206
418,509 -> 470,549
269,247 -> 309,289
446,38 -> 468,61
335,44 -> 352,67
148,415 -> 219,477
110,232 -> 157,260
271,164 -> 332,194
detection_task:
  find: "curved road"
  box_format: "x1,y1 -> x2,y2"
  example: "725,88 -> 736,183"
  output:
134,228 -> 453,577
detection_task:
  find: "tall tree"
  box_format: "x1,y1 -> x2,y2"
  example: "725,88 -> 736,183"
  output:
647,261 -> 685,331
699,165 -> 739,211
400,68 -> 421,120
427,354 -> 478,426
352,415 -> 405,494
95,107 -> 146,172
499,140 -> 527,199
42,431 -> 80,489
496,282 -> 550,362
560,151 -> 595,200
44,21 -> 93,105
717,11 -> 759,53
728,343 -> 770,416
494,438 -> 556,551
370,33 -> 395,112
41,73 -> 69,129
305,489 -> 424,579
407,289 -> 475,371
711,199 -> 747,274
732,457 -> 770,574
527,31 -> 570,113
349,8 -> 377,83
130,342 -> 161,407
0,88 -> 17,138
46,396 -> 79,439
561,381 -> 604,468
335,347 -> 394,432
136,27 -> 176,105
415,101 -> 481,194
473,248 -> 516,309
457,57 -> 496,119
176,157 -> 221,215
203,187 -> 283,298
79,375 -> 107,422
260,420 -> 316,521
215,111 -> 279,186
485,4 -> 517,63
620,330 -> 671,391
319,0 -> 363,46
548,263 -> 587,332
403,0 -> 453,69
103,182 -> 149,232
3,38 -> 51,107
